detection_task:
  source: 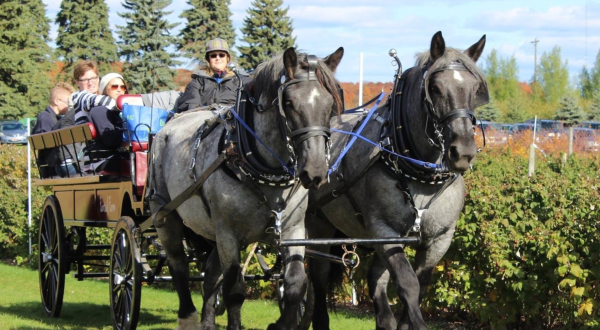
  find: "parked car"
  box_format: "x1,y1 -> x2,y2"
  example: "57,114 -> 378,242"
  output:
0,121 -> 28,144
475,120 -> 508,145
577,121 -> 600,131
525,119 -> 564,139
508,123 -> 542,142
572,127 -> 599,152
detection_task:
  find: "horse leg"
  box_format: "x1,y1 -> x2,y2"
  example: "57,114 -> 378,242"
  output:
215,229 -> 245,330
368,256 -> 396,330
155,213 -> 200,330
199,248 -> 222,330
308,251 -> 331,330
268,227 -> 307,330
377,244 -> 428,330
414,230 -> 455,302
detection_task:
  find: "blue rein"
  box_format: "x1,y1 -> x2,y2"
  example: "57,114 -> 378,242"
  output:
328,92 -> 386,175
229,91 -> 444,179
329,92 -> 445,174
229,107 -> 295,175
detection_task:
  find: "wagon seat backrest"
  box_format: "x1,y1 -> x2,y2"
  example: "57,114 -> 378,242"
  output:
116,94 -> 149,197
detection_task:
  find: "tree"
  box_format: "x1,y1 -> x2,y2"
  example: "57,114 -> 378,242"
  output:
116,0 -> 179,94
55,0 -> 117,76
554,95 -> 585,127
237,0 -> 296,71
477,102 -> 501,122
178,0 -> 235,66
483,49 -> 521,102
588,93 -> 600,121
578,66 -> 594,99
0,0 -> 53,119
538,46 -> 571,104
579,50 -> 600,99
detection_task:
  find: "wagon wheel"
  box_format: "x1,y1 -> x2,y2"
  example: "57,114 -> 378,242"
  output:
38,196 -> 67,317
276,272 -> 315,330
110,217 -> 142,330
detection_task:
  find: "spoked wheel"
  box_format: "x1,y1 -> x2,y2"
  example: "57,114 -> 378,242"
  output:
277,272 -> 315,330
110,217 -> 142,330
38,196 -> 67,317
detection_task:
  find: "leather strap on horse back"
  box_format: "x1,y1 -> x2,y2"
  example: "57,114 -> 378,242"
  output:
146,151 -> 230,231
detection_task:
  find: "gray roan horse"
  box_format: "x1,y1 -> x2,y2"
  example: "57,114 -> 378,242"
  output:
306,32 -> 488,330
148,47 -> 344,330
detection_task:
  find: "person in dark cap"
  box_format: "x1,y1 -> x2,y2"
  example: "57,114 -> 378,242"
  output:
177,38 -> 250,112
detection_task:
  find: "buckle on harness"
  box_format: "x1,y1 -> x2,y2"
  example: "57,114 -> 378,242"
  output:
412,208 -> 425,233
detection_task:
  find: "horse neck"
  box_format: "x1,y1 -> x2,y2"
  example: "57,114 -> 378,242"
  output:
252,105 -> 292,168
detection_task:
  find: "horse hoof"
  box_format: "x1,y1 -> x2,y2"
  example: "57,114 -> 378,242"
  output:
266,323 -> 280,330
175,311 -> 201,330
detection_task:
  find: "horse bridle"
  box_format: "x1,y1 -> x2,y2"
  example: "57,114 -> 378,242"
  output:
272,55 -> 333,162
421,61 -> 482,153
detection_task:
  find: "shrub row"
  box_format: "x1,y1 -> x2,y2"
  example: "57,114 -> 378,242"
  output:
426,150 -> 600,329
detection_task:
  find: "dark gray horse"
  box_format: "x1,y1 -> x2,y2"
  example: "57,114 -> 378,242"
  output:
306,31 -> 488,330
148,47 -> 344,330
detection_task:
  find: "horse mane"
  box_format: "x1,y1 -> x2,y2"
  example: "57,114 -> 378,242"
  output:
251,50 -> 343,114
414,47 -> 486,85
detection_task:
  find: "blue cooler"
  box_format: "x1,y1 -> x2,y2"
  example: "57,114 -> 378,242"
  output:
122,104 -> 168,142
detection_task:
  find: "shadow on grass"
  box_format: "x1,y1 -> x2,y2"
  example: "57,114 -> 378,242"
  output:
2,301 -> 172,330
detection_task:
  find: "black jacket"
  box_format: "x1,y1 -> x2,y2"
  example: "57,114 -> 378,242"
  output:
177,68 -> 250,113
33,106 -> 59,134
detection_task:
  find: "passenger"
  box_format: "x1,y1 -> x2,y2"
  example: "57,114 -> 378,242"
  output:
68,60 -> 118,124
85,73 -> 128,174
32,82 -> 76,178
32,82 -> 75,134
177,38 -> 250,113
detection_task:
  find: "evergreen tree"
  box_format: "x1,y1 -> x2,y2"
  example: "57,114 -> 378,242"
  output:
538,46 -> 571,104
585,49 -> 600,98
178,0 -> 235,65
579,66 -> 594,99
238,0 -> 296,71
116,0 -> 179,94
477,102 -> 501,122
588,93 -> 600,121
554,95 -> 585,127
0,0 -> 53,119
55,0 -> 117,76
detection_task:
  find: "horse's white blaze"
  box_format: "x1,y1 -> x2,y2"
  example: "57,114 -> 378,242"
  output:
308,88 -> 320,108
453,70 -> 464,82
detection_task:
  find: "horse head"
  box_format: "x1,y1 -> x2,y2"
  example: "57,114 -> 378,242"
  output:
420,31 -> 488,173
280,47 -> 344,188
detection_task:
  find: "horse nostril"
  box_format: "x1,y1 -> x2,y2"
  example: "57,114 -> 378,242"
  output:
449,145 -> 460,161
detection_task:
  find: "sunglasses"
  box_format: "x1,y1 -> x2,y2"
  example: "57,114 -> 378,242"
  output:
209,53 -> 227,59
109,84 -> 127,92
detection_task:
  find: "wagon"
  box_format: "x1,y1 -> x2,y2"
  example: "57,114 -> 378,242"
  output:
28,95 -> 354,330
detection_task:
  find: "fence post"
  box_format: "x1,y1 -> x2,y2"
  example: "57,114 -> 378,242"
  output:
528,144 -> 535,176
568,126 -> 574,156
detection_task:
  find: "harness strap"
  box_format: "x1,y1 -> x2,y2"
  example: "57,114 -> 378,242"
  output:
147,151 -> 230,231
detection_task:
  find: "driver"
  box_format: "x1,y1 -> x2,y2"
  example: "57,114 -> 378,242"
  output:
177,38 -> 250,113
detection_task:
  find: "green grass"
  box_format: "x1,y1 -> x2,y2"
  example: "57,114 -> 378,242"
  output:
0,263 -> 380,330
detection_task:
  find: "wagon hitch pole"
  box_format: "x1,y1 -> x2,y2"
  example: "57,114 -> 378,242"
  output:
278,236 -> 420,247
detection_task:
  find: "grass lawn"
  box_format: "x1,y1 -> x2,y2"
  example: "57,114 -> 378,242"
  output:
0,262 -> 381,330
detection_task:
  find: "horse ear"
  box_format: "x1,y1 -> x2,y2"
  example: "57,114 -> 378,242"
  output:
283,47 -> 297,80
464,35 -> 486,62
324,47 -> 344,72
430,31 -> 445,62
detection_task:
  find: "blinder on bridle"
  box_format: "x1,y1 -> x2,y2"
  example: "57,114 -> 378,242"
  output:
275,54 -> 332,148
422,61 -> 490,151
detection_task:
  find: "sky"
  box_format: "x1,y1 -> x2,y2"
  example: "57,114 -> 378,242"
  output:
41,0 -> 600,85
